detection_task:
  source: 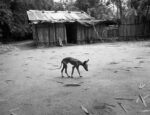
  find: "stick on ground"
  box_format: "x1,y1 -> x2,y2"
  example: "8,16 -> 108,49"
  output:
139,94 -> 147,107
140,109 -> 150,113
136,94 -> 150,103
80,105 -> 89,115
117,102 -> 128,113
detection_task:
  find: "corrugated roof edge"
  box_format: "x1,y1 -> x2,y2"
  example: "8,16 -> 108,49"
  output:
27,10 -> 95,23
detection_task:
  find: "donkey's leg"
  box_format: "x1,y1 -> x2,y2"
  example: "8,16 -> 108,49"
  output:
71,66 -> 75,78
76,66 -> 82,77
65,65 -> 70,78
61,64 -> 65,78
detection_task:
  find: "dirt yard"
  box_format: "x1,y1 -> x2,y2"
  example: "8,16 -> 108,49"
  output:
0,41 -> 150,115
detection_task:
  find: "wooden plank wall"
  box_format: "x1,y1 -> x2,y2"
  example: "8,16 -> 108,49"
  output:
76,23 -> 105,44
55,23 -> 67,45
33,23 -> 67,46
36,24 -> 49,46
76,25 -> 84,44
49,24 -> 56,45
32,22 -> 119,46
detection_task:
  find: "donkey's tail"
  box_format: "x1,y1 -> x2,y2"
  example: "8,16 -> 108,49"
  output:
58,62 -> 62,69
49,62 -> 62,70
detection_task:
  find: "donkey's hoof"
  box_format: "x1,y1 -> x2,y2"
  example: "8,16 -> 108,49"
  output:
62,76 -> 65,78
80,76 -> 83,77
68,76 -> 71,78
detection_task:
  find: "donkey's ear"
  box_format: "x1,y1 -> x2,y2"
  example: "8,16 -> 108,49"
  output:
87,59 -> 89,62
85,59 -> 89,63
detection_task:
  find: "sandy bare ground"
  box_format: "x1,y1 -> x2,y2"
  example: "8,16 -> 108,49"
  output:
0,41 -> 150,115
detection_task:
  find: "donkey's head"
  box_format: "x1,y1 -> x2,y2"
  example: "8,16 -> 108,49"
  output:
82,59 -> 89,71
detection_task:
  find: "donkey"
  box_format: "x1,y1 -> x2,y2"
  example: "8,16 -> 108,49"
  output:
59,57 -> 89,78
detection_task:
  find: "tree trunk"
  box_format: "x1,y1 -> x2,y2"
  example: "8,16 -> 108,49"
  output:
118,0 -> 122,24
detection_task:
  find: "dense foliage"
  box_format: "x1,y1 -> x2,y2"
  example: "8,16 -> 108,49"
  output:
0,0 -> 54,41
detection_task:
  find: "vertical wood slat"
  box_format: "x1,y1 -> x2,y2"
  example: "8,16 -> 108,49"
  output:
55,23 -> 67,45
35,23 -> 67,46
49,23 -> 55,45
119,12 -> 150,39
32,24 -> 38,45
119,23 -> 150,39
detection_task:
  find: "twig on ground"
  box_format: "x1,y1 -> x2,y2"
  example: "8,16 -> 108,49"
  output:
136,94 -> 150,103
140,109 -> 150,113
115,97 -> 134,101
80,105 -> 89,115
117,102 -> 128,113
139,94 -> 147,107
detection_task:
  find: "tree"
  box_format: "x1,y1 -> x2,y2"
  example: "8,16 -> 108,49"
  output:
75,0 -> 99,12
87,3 -> 116,20
51,2 -> 65,11
88,0 -> 99,8
109,0 -> 122,20
0,0 -> 54,42
130,0 -> 150,35
0,1 -> 13,28
130,0 -> 150,18
0,0 -> 13,42
75,0 -> 89,11
23,0 -> 54,10
66,3 -> 79,11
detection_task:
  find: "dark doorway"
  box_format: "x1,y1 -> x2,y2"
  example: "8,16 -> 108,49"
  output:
66,23 -> 77,44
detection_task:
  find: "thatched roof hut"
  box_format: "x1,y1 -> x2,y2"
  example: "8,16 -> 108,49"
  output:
27,10 -> 115,46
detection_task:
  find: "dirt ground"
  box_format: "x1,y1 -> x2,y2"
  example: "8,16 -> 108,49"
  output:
0,41 -> 150,115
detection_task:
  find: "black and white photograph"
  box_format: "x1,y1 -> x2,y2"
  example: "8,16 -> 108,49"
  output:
0,0 -> 150,115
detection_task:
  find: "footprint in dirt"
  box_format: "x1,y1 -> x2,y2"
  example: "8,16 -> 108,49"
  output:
22,63 -> 29,67
5,80 -> 15,85
139,60 -> 144,63
109,62 -> 119,65
92,102 -> 116,115
26,76 -> 32,79
27,57 -> 34,60
135,57 -> 144,59
134,66 -> 142,68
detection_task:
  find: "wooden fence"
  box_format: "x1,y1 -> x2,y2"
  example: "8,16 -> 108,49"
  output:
102,23 -> 150,40
119,23 -> 150,40
102,25 -> 119,41
0,28 -> 2,41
